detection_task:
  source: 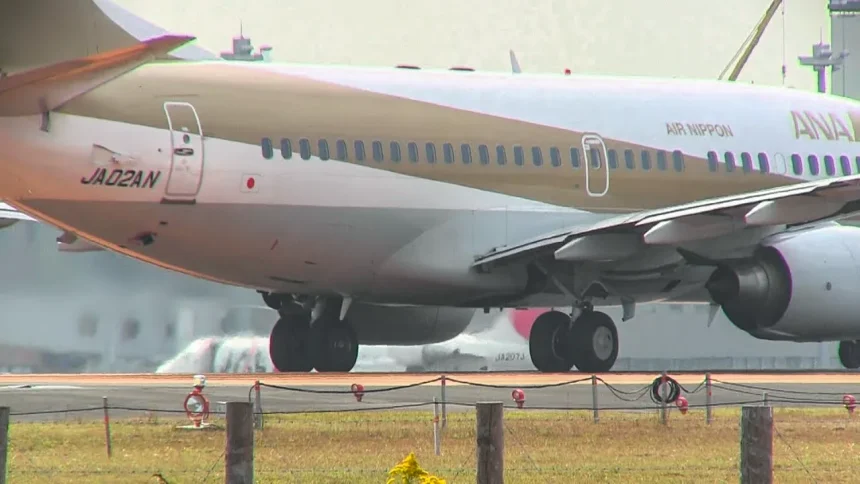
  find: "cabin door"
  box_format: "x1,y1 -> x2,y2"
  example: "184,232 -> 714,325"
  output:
582,134 -> 609,197
162,101 -> 205,204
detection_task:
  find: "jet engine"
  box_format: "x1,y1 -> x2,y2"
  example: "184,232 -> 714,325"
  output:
705,225 -> 860,341
347,304 -> 476,345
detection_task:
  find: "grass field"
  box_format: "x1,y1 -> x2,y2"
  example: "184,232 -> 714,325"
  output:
5,407 -> 860,483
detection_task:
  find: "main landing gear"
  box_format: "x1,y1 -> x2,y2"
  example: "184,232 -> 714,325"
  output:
528,303 -> 619,373
261,292 -> 359,373
839,340 -> 860,370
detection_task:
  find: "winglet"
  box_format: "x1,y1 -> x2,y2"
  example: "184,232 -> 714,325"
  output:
510,49 -> 521,74
0,34 -> 196,117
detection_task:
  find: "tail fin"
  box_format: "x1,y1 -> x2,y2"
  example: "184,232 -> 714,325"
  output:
0,34 -> 194,117
0,0 -> 213,76
510,308 -> 547,341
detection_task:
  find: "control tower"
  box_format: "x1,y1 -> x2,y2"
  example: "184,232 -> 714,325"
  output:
219,25 -> 273,62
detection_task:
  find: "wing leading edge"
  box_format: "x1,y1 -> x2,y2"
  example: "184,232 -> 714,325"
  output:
473,173 -> 860,270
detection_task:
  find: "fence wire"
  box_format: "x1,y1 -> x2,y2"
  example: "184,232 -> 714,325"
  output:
2,372 -> 859,483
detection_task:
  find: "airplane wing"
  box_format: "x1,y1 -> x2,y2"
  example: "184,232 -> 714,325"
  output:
473,173 -> 860,270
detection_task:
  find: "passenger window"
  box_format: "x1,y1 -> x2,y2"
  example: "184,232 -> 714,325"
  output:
513,145 -> 524,166
724,152 -> 735,172
756,153 -> 769,173
426,143 -> 437,163
372,141 -> 384,162
390,142 -> 402,163
461,144 -> 472,164
707,151 -> 719,172
824,155 -> 835,176
607,149 -> 618,170
740,152 -> 752,173
840,155 -> 852,175
318,140 -> 330,161
624,149 -> 635,170
496,145 -> 507,165
656,150 -> 667,171
641,150 -> 651,171
570,148 -> 581,168
672,150 -> 685,172
354,140 -> 366,162
261,138 -> 273,159
443,143 -> 455,164
791,154 -> 803,175
336,139 -> 348,161
550,147 -> 562,167
590,148 -> 602,168
807,154 -> 820,176
299,138 -> 311,160
408,142 -> 419,163
478,144 -> 490,165
531,146 -> 543,166
280,138 -> 292,160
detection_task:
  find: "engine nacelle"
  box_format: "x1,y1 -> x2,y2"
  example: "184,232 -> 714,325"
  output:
348,304 -> 476,345
705,225 -> 860,341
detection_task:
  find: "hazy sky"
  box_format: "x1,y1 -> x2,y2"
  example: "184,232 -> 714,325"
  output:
115,0 -> 830,91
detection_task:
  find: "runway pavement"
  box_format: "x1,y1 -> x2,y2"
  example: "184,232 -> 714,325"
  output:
1,372 -> 859,422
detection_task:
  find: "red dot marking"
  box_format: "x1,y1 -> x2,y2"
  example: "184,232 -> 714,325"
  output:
246,177 -> 255,189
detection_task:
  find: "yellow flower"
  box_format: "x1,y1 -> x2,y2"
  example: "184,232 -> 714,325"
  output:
386,452 -> 446,484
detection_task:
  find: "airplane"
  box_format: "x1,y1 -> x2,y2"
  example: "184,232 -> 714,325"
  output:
6,2 -> 860,377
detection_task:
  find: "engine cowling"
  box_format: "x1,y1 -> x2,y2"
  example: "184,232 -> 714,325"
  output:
705,225 -> 860,341
348,304 -> 476,345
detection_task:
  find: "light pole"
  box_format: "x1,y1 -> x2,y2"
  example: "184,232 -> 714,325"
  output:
798,41 -> 848,93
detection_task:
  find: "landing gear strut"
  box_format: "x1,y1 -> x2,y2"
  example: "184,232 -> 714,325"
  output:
529,306 -> 619,373
265,294 -> 359,373
839,340 -> 860,369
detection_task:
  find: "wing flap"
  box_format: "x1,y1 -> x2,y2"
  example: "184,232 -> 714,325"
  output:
0,34 -> 195,117
473,174 -> 860,268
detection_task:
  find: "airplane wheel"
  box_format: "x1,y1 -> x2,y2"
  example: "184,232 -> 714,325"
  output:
310,317 -> 359,372
269,315 -> 313,372
839,340 -> 860,369
570,311 -> 619,373
259,291 -> 282,311
529,310 -> 575,373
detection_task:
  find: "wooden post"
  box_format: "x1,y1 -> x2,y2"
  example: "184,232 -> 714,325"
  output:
225,401 -> 254,484
476,402 -> 503,484
740,405 -> 773,484
705,372 -> 713,425
253,381 -> 263,430
102,397 -> 112,458
591,374 -> 599,424
0,406 -> 9,484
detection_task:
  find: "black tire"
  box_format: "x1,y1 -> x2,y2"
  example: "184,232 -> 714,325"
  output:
268,315 -> 313,372
310,318 -> 359,372
570,311 -> 619,373
260,291 -> 282,311
839,341 -> 860,369
529,310 -> 575,373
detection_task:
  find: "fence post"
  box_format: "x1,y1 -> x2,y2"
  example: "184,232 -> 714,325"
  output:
432,397 -> 441,456
440,375 -> 447,430
591,375 -> 599,424
660,371 -> 668,425
225,401 -> 254,484
476,402 -> 504,484
740,405 -> 773,484
705,372 -> 713,425
253,381 -> 263,430
102,397 -> 112,458
0,406 -> 8,484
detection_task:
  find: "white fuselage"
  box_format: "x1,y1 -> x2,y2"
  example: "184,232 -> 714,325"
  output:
1,62 -> 859,308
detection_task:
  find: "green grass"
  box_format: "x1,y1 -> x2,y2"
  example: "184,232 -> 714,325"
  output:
5,407 -> 860,483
